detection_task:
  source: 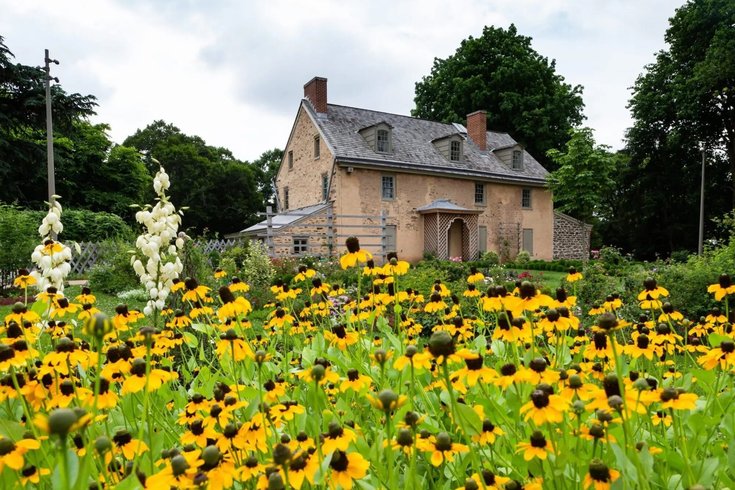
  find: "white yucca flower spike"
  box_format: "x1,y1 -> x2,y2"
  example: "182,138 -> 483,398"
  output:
31,196 -> 72,293
133,166 -> 186,318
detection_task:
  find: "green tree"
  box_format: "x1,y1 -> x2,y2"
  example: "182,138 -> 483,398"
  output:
251,148 -> 283,206
412,25 -> 585,169
123,121 -> 264,234
620,0 -> 734,258
0,36 -> 97,206
547,128 -> 622,225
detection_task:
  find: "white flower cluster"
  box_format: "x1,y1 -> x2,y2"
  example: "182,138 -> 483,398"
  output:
30,197 -> 72,293
132,166 -> 186,316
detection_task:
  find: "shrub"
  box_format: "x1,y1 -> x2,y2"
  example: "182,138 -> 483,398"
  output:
480,251 -> 500,266
88,240 -> 139,294
241,241 -> 275,291
220,245 -> 250,270
515,250 -> 531,265
0,205 -> 37,291
181,240 -> 214,285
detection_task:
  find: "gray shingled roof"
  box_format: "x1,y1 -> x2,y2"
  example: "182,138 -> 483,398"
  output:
307,102 -> 549,185
233,203 -> 328,236
416,199 -> 480,214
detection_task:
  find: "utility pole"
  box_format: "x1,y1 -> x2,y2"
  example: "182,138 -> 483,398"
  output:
698,146 -> 705,255
44,49 -> 59,206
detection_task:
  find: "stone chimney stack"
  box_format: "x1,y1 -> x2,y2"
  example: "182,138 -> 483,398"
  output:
466,110 -> 487,151
304,76 -> 328,114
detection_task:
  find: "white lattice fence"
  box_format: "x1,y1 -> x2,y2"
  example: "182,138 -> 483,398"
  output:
70,242 -> 102,275
65,239 -> 244,275
194,238 -> 245,255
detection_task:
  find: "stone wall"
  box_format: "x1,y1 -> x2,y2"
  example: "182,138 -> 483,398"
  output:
553,211 -> 592,260
270,208 -> 333,257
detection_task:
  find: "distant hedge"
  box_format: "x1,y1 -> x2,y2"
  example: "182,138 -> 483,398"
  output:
0,204 -> 133,278
0,205 -> 133,242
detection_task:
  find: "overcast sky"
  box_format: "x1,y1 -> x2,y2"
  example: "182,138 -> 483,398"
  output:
1,0 -> 685,162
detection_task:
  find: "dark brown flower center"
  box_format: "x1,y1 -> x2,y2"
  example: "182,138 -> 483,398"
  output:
531,389 -> 550,409
530,431 -> 547,448
329,450 -> 349,472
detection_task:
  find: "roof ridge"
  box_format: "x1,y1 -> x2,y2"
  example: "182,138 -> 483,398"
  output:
326,103 -> 457,128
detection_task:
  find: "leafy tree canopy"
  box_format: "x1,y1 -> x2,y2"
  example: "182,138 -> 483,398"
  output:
547,128 -> 623,227
123,121 -> 264,235
412,25 -> 585,169
621,0 -> 734,258
0,36 -> 97,206
251,148 -> 283,207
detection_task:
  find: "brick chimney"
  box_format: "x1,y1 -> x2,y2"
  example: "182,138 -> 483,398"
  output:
466,110 -> 487,151
304,76 -> 328,114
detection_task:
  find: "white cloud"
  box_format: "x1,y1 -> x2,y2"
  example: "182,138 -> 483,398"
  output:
0,0 -> 685,160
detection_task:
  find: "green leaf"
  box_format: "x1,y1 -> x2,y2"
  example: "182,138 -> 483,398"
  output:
708,333 -> 729,347
183,331 -> 198,347
454,403 -> 482,436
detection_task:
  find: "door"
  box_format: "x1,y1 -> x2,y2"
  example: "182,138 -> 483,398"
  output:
448,219 -> 464,259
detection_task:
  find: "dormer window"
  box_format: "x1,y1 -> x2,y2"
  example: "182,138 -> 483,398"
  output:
512,149 -> 523,169
377,129 -> 390,153
359,122 -> 393,154
450,141 -> 462,162
432,135 -> 464,162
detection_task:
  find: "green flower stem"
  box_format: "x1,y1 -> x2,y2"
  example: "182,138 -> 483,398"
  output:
385,415 -> 396,490
59,437 -> 71,490
671,409 -> 695,485
609,334 -> 650,490
441,362 -> 481,476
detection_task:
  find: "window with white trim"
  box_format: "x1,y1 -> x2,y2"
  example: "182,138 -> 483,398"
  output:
474,183 -> 485,205
382,175 -> 395,200
521,188 -> 532,209
450,140 -> 461,162
293,237 -> 308,255
512,150 -> 523,169
377,129 -> 390,153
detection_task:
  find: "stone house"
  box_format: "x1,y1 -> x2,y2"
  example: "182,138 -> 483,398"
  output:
236,77 -> 589,262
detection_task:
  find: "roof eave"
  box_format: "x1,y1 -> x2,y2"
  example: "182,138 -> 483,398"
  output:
335,157 -> 548,187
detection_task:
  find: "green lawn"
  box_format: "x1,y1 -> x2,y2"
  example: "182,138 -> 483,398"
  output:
507,268 -> 567,291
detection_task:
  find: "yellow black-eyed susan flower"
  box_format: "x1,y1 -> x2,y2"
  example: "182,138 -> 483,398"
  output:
566,267 -> 583,283
12,269 -> 36,289
708,273 -> 735,301
322,422 -> 358,454
0,436 -> 40,472
214,268 -> 227,279
215,330 -> 254,362
383,254 -> 410,276
112,429 -> 149,460
121,358 -> 178,394
698,340 -> 735,370
516,430 -> 553,461
583,459 -> 620,490
327,450 -> 369,489
418,431 -> 469,466
520,384 -> 569,425
340,369 -> 372,393
182,278 -> 211,303
19,465 -> 50,485
340,237 -> 372,270
658,387 -> 697,410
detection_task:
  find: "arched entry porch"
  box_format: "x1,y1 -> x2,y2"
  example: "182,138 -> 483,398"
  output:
417,199 -> 480,261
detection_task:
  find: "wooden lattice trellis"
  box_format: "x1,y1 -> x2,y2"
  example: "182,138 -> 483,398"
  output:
423,214 -> 439,256
423,213 -> 479,260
